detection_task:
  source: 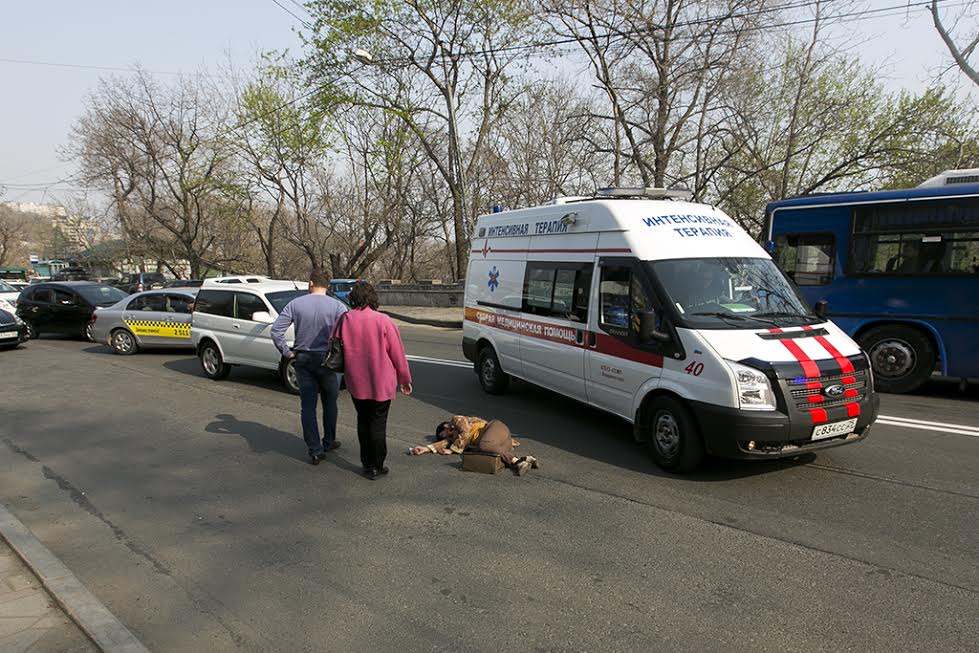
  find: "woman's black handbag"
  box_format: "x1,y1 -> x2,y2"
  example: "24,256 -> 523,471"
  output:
323,313 -> 347,372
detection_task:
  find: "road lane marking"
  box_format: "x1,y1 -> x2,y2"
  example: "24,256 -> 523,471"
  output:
404,355 -> 979,437
877,417 -> 979,437
406,354 -> 472,369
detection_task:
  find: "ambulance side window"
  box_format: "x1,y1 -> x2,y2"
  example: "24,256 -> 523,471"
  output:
599,265 -> 656,340
522,262 -> 592,322
599,266 -> 631,334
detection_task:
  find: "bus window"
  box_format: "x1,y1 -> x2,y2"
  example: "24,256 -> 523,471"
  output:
848,199 -> 979,274
774,234 -> 835,285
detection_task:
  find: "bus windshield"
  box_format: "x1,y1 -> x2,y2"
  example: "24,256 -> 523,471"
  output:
650,257 -> 818,328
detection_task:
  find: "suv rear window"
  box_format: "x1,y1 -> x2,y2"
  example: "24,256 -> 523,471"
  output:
266,290 -> 308,314
194,289 -> 234,317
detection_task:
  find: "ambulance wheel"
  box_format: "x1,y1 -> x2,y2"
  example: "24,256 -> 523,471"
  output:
858,324 -> 935,394
199,341 -> 231,380
646,396 -> 704,473
110,328 -> 138,355
477,345 -> 509,395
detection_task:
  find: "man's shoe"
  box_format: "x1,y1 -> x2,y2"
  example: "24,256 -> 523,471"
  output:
323,441 -> 341,452
515,459 -> 532,476
377,466 -> 390,476
309,454 -> 322,466
526,456 -> 540,470
316,453 -> 327,461
363,467 -> 378,480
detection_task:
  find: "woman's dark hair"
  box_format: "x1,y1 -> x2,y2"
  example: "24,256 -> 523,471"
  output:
348,280 -> 379,310
435,421 -> 452,439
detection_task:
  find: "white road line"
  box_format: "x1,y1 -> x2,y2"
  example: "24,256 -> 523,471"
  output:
876,418 -> 979,437
404,354 -> 979,437
877,414 -> 979,433
406,354 -> 472,369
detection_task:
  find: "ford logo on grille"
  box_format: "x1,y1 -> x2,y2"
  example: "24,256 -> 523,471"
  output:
823,384 -> 846,397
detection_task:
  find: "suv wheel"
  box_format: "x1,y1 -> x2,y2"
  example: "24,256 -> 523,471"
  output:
645,396 -> 705,473
199,341 -> 231,380
24,322 -> 38,340
280,357 -> 300,394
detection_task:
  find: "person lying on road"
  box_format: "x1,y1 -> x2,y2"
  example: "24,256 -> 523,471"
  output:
409,415 -> 538,475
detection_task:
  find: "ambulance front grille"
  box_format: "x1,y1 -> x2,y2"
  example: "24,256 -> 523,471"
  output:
788,370 -> 868,411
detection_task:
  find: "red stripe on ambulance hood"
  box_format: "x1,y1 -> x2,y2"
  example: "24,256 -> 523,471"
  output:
769,328 -> 821,378
802,326 -> 856,375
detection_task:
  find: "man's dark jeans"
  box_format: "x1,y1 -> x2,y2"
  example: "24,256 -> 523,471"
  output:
294,351 -> 339,456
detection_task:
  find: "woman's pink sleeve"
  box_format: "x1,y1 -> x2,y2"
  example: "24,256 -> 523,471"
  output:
385,318 -> 413,385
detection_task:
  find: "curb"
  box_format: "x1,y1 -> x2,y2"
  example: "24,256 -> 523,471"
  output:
0,503 -> 151,653
383,310 -> 463,329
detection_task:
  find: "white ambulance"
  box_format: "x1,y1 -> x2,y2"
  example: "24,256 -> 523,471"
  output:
462,188 -> 879,472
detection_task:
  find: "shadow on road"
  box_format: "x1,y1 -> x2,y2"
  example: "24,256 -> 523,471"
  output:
205,413 -> 306,462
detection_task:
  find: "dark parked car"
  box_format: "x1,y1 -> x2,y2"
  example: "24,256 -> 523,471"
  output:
52,267 -> 90,281
163,279 -> 203,288
16,281 -> 128,341
124,272 -> 167,294
0,308 -> 27,349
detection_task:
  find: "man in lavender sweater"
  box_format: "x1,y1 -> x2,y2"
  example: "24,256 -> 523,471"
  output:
271,269 -> 348,465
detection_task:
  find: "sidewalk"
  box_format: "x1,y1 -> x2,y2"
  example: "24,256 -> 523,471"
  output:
0,539 -> 96,653
383,306 -> 463,328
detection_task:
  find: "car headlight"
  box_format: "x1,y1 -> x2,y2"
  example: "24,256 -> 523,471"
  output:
727,361 -> 777,411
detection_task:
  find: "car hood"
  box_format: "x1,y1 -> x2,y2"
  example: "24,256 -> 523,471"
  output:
697,321 -> 862,371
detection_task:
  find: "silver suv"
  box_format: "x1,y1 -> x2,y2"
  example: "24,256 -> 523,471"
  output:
190,279 -> 308,393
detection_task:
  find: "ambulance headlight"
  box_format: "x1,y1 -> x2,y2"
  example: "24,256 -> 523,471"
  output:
727,361 -> 776,411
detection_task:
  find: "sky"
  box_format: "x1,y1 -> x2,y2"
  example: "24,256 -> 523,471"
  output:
0,0 -> 975,207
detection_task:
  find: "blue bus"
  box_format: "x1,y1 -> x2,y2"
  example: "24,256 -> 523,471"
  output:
765,171 -> 979,393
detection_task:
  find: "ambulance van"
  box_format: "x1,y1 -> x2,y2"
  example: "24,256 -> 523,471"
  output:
462,188 -> 879,472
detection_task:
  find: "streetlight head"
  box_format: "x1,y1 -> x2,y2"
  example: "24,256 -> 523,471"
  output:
353,49 -> 374,65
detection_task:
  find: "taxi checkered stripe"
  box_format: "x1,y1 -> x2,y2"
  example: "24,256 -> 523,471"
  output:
125,319 -> 181,329
124,319 -> 191,337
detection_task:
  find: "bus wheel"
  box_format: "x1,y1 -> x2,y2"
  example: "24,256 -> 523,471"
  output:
858,325 -> 935,394
477,345 -> 509,395
646,396 -> 704,473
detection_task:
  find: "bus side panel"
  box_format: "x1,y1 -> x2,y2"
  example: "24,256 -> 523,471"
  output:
771,205 -> 979,379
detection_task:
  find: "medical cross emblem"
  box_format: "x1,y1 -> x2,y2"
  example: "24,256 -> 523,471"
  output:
487,266 -> 500,292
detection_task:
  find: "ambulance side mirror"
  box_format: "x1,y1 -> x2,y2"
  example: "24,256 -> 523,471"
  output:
639,310 -> 671,343
813,300 -> 828,319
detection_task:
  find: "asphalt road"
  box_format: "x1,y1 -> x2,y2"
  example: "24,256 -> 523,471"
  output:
1,325 -> 977,652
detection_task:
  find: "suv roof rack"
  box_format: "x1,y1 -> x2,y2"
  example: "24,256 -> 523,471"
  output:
594,187 -> 693,201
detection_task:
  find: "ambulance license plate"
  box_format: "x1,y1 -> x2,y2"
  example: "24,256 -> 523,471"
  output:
811,418 -> 858,441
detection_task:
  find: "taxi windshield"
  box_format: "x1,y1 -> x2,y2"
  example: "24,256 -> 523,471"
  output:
649,257 -> 818,328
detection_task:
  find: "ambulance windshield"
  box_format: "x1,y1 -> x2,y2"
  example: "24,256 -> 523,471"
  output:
650,257 -> 818,328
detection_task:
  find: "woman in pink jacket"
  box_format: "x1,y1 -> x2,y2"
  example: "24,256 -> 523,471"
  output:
338,281 -> 412,479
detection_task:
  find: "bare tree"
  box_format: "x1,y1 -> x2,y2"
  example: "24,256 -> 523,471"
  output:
68,71 -> 246,277
931,0 -> 979,87
302,0 -> 534,279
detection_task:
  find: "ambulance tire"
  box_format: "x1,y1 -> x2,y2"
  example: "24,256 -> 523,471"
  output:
646,396 -> 704,473
857,324 -> 935,394
477,345 -> 509,395
110,328 -> 138,355
199,341 -> 231,380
